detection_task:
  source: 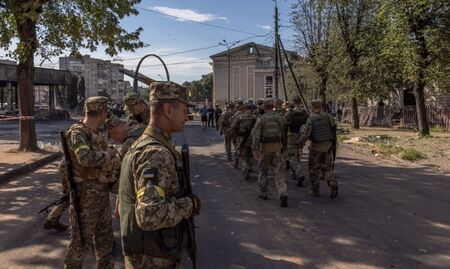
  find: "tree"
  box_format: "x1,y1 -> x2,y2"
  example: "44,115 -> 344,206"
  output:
378,0 -> 450,136
291,0 -> 334,102
0,0 -> 144,151
183,73 -> 213,102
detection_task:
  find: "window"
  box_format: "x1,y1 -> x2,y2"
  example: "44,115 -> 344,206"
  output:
265,76 -> 273,98
249,47 -> 254,54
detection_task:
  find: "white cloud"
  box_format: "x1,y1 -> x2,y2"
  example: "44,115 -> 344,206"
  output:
151,6 -> 227,22
257,25 -> 272,30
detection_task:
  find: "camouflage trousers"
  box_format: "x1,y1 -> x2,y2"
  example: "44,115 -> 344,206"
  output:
64,181 -> 114,269
47,160 -> 69,223
308,150 -> 337,193
286,143 -> 303,178
124,254 -> 181,269
224,133 -> 232,160
258,151 -> 287,197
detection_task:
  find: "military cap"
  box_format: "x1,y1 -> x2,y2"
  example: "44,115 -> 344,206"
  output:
105,115 -> 124,130
84,96 -> 108,112
149,81 -> 195,107
311,99 -> 324,109
236,100 -> 244,109
257,98 -> 264,105
263,98 -> 274,106
123,92 -> 143,106
274,98 -> 283,106
292,95 -> 303,104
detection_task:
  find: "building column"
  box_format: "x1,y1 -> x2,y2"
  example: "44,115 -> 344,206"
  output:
7,82 -> 13,111
49,85 -> 55,110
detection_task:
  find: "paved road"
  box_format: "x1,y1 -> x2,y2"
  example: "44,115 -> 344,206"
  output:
0,121 -> 449,268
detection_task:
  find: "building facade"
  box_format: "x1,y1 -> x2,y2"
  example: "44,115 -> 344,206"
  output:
59,55 -> 125,104
210,42 -> 294,106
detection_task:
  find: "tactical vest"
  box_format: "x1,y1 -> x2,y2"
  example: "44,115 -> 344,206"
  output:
66,122 -> 102,181
287,109 -> 308,133
119,137 -> 186,259
311,116 -> 332,143
237,115 -> 255,136
261,113 -> 283,144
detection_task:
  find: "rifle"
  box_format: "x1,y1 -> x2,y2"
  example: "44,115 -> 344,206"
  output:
181,144 -> 197,269
37,192 -> 69,214
233,118 -> 256,161
60,131 -> 84,246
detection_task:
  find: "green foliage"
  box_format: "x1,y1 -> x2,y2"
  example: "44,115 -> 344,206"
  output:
183,73 -> 213,102
400,148 -> 427,161
430,125 -> 446,132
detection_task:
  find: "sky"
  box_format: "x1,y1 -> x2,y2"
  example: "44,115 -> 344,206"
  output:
2,0 -> 297,84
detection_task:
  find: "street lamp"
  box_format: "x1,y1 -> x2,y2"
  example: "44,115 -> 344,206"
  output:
219,39 -> 240,102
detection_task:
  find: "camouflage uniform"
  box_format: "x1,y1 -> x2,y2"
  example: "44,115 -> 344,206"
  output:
119,82 -> 197,269
285,107 -> 309,184
64,97 -> 117,269
229,105 -> 256,177
299,99 -> 338,198
44,160 -> 69,227
251,105 -> 288,203
218,106 -> 236,161
123,92 -> 150,127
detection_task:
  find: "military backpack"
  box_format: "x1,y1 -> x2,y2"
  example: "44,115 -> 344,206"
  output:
287,109 -> 308,133
311,116 -> 332,143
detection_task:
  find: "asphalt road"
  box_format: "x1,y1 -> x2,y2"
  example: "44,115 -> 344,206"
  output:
0,121 -> 449,268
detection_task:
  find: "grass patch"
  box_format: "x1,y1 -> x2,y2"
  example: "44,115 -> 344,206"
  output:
379,144 -> 403,155
430,125 -> 446,133
399,149 -> 427,161
337,134 -> 348,143
367,135 -> 396,144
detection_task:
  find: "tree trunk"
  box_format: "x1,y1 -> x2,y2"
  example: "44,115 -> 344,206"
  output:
318,75 -> 327,103
413,68 -> 430,136
351,97 -> 360,129
16,17 -> 38,151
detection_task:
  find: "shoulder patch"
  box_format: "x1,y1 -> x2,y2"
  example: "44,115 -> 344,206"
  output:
143,168 -> 159,183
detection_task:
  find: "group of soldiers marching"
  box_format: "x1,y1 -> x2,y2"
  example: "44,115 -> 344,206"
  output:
219,95 -> 339,208
42,82 -> 201,268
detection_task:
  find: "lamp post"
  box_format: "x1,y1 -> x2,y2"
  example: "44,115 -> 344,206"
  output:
219,39 -> 240,102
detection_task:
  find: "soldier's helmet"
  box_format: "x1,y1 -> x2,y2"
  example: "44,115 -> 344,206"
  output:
311,99 -> 324,110
292,95 -> 302,105
123,92 -> 143,107
149,81 -> 195,107
274,98 -> 283,107
263,98 -> 274,107
236,100 -> 245,110
244,101 -> 253,109
85,96 -> 109,112
105,114 -> 124,130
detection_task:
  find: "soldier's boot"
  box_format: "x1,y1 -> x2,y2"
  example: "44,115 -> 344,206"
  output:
296,176 -> 306,187
309,190 -> 320,197
227,155 -> 232,162
329,181 -> 338,199
280,195 -> 288,207
43,219 -> 68,232
244,168 -> 250,181
285,160 -> 290,170
233,158 -> 239,169
258,193 -> 269,200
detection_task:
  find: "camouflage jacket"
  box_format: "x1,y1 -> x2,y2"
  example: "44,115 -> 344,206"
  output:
299,111 -> 336,152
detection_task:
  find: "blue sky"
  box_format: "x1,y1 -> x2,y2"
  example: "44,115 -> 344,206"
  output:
5,0 -> 297,84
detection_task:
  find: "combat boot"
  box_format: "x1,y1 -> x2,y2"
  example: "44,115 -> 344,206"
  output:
330,182 -> 339,199
258,193 -> 269,200
280,195 -> 288,207
244,168 -> 250,181
285,160 -> 290,170
227,155 -> 232,162
296,176 -> 305,187
309,190 -> 320,197
43,219 -> 68,232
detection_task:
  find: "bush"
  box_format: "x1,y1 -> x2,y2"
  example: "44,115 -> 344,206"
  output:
400,149 -> 427,161
430,125 -> 445,132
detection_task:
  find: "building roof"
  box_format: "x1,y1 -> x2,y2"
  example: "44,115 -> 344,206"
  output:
210,42 -> 296,59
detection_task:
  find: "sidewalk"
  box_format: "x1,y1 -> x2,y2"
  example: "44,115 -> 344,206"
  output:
0,141 -> 62,184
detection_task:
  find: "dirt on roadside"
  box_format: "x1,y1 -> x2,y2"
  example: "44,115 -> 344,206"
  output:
337,124 -> 450,174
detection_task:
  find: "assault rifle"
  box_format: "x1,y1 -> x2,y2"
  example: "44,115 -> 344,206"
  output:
37,192 -> 69,214
181,144 -> 197,269
60,131 -> 84,246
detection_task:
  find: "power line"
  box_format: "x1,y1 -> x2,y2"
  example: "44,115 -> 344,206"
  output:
124,58 -> 211,68
138,7 -> 264,36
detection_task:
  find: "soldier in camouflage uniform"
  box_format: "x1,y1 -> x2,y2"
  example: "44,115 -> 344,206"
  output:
218,103 -> 235,161
299,99 -> 338,199
64,96 -> 120,269
229,102 -> 256,180
123,92 -> 150,127
251,99 -> 288,207
274,98 -> 284,115
119,81 -> 201,269
285,95 -> 309,187
255,98 -> 265,117
229,101 -> 245,167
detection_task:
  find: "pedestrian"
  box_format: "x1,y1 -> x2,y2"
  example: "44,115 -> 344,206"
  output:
215,105 -> 223,130
251,99 -> 288,207
64,96 -> 119,269
207,105 -> 215,128
119,81 -> 201,268
218,103 -> 236,161
299,99 -> 338,199
285,95 -> 309,187
199,105 -> 208,131
229,102 -> 256,179
123,92 -> 150,127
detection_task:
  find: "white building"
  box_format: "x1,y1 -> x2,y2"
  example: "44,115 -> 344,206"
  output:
59,55 -> 125,104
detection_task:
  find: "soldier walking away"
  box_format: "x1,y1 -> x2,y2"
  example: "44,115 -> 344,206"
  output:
229,102 -> 256,180
119,81 -> 201,269
229,101 -> 245,166
207,105 -> 215,128
63,96 -> 119,269
215,105 -> 223,130
285,95 -> 309,187
218,103 -> 236,161
299,99 -> 338,199
123,92 -> 150,127
251,99 -> 288,208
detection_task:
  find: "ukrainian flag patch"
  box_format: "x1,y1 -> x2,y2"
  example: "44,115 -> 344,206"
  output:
143,168 -> 159,185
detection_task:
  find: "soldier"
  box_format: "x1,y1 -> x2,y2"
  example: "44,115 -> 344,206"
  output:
299,99 -> 338,199
123,92 -> 150,127
218,102 -> 236,161
64,96 -> 119,269
285,95 -> 309,187
119,81 -> 201,268
274,98 -> 284,115
229,102 -> 256,179
255,98 -> 265,117
251,99 -> 288,207
229,100 -> 245,165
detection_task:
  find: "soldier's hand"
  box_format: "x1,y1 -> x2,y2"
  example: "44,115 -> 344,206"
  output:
107,147 -> 118,157
187,193 -> 201,216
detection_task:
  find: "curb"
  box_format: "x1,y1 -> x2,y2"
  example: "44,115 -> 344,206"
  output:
0,152 -> 62,185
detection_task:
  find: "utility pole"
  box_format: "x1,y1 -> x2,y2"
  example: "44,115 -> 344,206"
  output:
274,0 -> 279,99
219,40 -> 240,103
